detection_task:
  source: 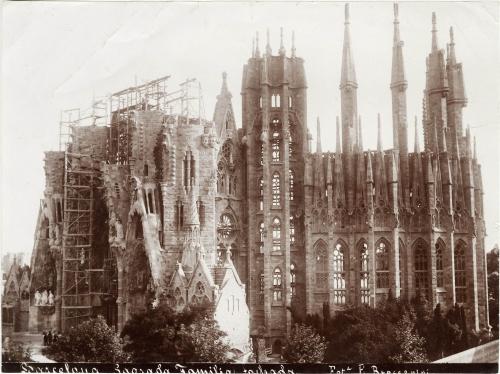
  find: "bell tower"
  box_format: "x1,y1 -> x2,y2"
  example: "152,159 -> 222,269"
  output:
241,28 -> 307,348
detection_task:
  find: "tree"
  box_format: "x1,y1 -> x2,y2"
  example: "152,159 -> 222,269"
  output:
283,323 -> 327,363
43,315 -> 128,362
187,316 -> 231,362
390,310 -> 428,363
121,303 -> 231,363
324,306 -> 398,363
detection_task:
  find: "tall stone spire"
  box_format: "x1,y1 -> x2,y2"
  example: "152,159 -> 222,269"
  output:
340,3 -> 358,154
391,2 -> 408,156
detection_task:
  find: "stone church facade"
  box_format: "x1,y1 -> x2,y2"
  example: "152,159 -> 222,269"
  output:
27,4 -> 488,353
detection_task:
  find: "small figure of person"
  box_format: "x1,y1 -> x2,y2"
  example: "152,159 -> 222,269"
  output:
52,331 -> 58,344
35,290 -> 41,306
47,330 -> 53,345
48,291 -> 54,306
42,331 -> 47,346
41,290 -> 48,306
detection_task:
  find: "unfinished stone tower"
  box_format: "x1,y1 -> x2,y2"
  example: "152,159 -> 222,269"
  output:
27,4 -> 489,354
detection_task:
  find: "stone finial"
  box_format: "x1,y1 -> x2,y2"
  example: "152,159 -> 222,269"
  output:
255,31 -> 261,57
266,28 -> 271,55
291,30 -> 296,58
345,3 -> 350,24
316,116 -> 322,154
279,27 -> 286,56
377,113 -> 382,152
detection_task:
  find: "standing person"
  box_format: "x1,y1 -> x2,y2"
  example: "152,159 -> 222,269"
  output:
42,331 -> 47,346
47,330 -> 53,345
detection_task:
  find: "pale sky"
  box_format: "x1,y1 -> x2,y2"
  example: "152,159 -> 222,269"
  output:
1,1 -> 499,261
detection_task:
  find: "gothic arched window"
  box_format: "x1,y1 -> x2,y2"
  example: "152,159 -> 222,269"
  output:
454,241 -> 467,303
273,267 -> 282,302
271,119 -> 281,162
359,241 -> 370,304
333,242 -> 346,304
196,281 -> 205,296
217,213 -> 235,240
315,241 -> 328,289
259,221 -> 264,252
414,239 -> 429,299
272,172 -> 281,208
436,240 -> 445,288
376,240 -> 390,288
272,217 -> 281,252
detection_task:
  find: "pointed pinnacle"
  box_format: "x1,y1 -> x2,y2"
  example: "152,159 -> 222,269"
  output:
266,28 -> 271,55
336,116 -> 341,154
377,113 -> 383,152
345,3 -> 350,24
394,2 -> 399,20
316,116 -> 322,154
427,154 -> 434,183
449,26 -> 456,63
252,37 -> 255,58
291,30 -> 296,57
367,151 -> 374,183
473,136 -> 477,159
341,2 -> 357,86
279,27 -> 285,56
433,116 -> 439,154
431,12 -> 438,51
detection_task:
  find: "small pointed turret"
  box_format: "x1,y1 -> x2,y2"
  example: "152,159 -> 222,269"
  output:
473,136 -> 477,159
431,12 -> 438,51
252,37 -> 255,58
279,27 -> 286,56
426,154 -> 434,184
291,30 -> 296,58
377,113 -> 383,152
316,117 -> 322,154
448,26 -> 456,64
326,152 -> 333,185
266,28 -> 272,55
390,152 -> 398,183
255,31 -> 261,57
465,125 -> 472,158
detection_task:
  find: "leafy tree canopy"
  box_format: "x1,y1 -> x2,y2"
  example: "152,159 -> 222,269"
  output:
283,323 -> 327,363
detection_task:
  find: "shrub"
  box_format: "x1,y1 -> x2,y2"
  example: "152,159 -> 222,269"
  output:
283,323 -> 327,363
43,315 -> 128,362
2,340 -> 31,362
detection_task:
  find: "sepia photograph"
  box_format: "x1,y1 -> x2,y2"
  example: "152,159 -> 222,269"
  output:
1,1 -> 499,372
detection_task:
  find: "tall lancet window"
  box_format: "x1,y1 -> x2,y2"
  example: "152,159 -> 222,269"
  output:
183,150 -> 195,187
414,240 -> 429,300
359,241 -> 370,304
271,119 -> 281,162
436,240 -> 445,288
289,169 -> 295,201
289,215 -> 295,245
272,172 -> 281,208
454,241 -> 467,303
315,241 -> 328,289
333,242 -> 347,304
258,221 -> 265,252
272,217 -> 281,252
273,267 -> 283,302
376,240 -> 390,288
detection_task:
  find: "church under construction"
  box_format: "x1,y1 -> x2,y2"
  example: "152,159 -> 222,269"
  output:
25,4 -> 489,353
